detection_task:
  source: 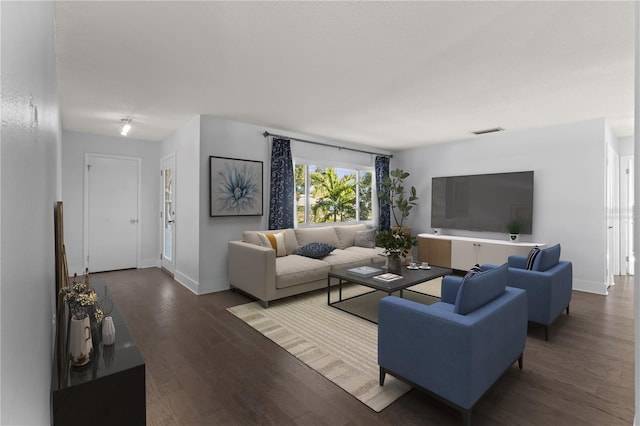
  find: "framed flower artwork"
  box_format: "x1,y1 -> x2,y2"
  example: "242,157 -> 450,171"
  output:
209,156 -> 263,217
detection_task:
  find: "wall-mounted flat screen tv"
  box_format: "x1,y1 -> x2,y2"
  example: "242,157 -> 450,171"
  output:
431,171 -> 534,234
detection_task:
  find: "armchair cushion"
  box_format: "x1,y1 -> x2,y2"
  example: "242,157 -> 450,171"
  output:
533,243 -> 561,272
525,246 -> 541,270
454,263 -> 507,315
441,275 -> 463,305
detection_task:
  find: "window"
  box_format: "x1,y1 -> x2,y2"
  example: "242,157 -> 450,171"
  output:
295,163 -> 373,225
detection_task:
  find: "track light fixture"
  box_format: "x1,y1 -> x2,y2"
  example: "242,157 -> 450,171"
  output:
120,118 -> 132,136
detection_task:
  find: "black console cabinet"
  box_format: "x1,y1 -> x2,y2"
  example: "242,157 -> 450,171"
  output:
52,280 -> 146,425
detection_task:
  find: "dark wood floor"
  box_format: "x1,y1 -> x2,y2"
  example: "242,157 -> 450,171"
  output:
93,268 -> 634,425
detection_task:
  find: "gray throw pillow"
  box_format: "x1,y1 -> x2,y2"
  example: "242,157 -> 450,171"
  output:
294,242 -> 336,259
354,229 -> 376,248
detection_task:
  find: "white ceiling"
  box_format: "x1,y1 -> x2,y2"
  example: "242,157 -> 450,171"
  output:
53,1 -> 635,150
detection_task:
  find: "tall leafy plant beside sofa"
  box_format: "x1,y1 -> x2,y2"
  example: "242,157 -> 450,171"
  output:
376,168 -> 418,272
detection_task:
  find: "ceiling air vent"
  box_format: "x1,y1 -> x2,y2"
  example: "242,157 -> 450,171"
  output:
472,127 -> 504,135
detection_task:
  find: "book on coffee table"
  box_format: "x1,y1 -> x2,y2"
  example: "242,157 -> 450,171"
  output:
347,266 -> 383,276
373,272 -> 402,282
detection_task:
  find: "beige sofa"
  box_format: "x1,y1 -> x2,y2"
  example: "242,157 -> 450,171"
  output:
228,224 -> 385,307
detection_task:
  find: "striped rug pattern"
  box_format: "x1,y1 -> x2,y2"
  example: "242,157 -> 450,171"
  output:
227,279 -> 442,412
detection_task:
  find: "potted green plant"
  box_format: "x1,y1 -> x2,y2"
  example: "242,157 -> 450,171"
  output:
507,220 -> 521,242
376,168 -> 419,273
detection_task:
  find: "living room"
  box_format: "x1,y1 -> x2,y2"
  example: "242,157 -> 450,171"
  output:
2,1 -> 638,425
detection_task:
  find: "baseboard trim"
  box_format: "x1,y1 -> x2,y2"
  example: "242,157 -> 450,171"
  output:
572,278 -> 608,295
196,278 -> 231,295
139,258 -> 160,269
174,270 -> 199,295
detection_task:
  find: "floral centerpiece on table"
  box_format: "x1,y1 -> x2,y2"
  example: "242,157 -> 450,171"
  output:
60,277 -> 103,324
376,227 -> 416,259
376,168 -> 418,272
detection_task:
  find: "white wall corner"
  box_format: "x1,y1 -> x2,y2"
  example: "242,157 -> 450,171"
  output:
196,278 -> 231,295
174,270 -> 200,295
572,278 -> 609,296
139,258 -> 160,269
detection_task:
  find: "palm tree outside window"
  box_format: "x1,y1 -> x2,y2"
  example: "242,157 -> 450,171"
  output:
295,163 -> 373,225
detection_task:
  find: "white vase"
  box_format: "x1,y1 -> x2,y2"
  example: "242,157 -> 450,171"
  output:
102,316 -> 116,345
509,234 -> 520,242
69,315 -> 92,366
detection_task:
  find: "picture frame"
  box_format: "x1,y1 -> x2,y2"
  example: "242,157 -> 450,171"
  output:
209,156 -> 263,217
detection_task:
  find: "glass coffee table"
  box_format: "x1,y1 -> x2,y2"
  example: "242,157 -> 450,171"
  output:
327,262 -> 452,323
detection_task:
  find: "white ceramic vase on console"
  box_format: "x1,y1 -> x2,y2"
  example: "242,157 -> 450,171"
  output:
102,316 -> 116,345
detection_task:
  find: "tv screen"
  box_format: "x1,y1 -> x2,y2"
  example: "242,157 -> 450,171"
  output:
431,171 -> 534,234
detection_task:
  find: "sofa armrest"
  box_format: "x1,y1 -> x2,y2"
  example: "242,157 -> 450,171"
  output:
441,275 -> 463,304
228,240 -> 276,303
378,288 -> 527,409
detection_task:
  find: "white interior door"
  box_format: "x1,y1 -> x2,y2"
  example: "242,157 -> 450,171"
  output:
85,154 -> 140,272
161,154 -> 176,274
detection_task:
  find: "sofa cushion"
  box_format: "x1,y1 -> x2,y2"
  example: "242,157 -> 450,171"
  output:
354,229 -> 376,248
244,229 -> 298,254
344,246 -> 386,263
334,224 -> 368,249
275,255 -> 331,289
294,242 -> 336,259
533,243 -> 561,272
454,263 -> 507,315
294,227 -> 340,248
258,232 -> 287,257
322,249 -> 374,270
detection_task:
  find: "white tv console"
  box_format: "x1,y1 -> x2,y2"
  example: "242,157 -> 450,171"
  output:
417,234 -> 545,271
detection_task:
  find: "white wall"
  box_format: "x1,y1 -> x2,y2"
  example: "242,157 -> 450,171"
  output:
160,116 -> 201,292
61,131 -> 160,275
619,135 -> 634,156
162,115 -> 388,294
1,1 -> 61,423
395,118 -> 609,294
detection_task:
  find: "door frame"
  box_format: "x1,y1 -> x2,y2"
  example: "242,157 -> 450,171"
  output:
83,153 -> 142,271
621,154 -> 634,275
160,153 -> 176,275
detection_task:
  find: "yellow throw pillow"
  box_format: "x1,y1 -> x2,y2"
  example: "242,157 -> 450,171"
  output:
258,232 -> 287,257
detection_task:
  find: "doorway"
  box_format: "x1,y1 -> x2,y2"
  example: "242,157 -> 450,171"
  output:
84,154 -> 141,272
161,154 -> 176,275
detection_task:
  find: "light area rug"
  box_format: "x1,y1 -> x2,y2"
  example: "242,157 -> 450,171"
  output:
227,278 -> 442,412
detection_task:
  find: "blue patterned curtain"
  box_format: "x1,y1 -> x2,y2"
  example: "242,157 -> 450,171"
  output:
268,138 -> 295,229
376,156 -> 390,231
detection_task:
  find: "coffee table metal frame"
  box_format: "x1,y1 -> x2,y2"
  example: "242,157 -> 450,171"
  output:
327,262 -> 452,323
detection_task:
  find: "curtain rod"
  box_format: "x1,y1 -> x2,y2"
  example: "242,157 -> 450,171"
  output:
263,131 -> 393,158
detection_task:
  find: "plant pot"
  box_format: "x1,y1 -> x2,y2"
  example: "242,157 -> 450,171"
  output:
509,234 -> 520,242
387,256 -> 402,274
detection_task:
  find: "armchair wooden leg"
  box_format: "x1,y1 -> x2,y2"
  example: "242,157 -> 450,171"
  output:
379,367 -> 386,386
545,326 -> 549,341
566,304 -> 570,315
518,354 -> 523,370
462,409 -> 471,426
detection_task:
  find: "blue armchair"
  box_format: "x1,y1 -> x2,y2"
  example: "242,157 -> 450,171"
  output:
378,264 -> 527,426
506,243 -> 572,340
